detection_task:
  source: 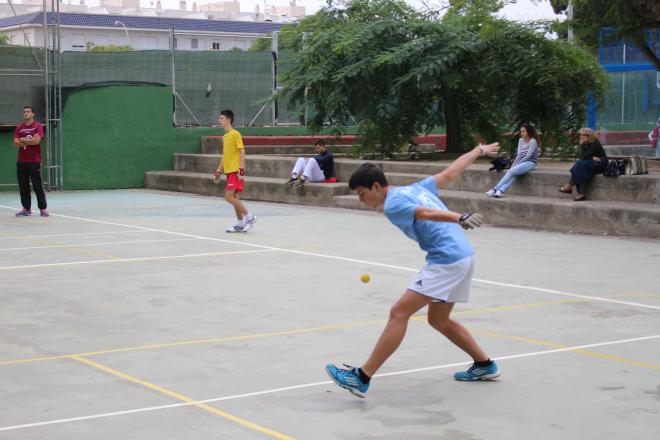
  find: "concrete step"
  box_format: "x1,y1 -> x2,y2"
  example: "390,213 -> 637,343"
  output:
333,191 -> 660,239
173,155 -> 660,205
144,171 -> 351,207
202,134 -> 446,152
604,144 -> 657,158
332,160 -> 660,205
175,154 -> 297,177
202,141 -> 361,155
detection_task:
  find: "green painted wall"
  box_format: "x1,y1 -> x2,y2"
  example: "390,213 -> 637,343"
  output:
62,85 -> 217,189
0,130 -> 19,191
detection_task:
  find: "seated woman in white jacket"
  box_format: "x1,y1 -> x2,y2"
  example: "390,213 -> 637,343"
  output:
486,123 -> 540,198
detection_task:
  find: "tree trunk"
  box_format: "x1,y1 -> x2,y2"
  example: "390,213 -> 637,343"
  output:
442,86 -> 463,153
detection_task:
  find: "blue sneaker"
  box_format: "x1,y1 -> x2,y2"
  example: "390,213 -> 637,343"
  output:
325,364 -> 370,398
454,360 -> 500,381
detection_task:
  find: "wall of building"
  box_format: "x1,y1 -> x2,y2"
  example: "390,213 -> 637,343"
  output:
5,25 -> 259,51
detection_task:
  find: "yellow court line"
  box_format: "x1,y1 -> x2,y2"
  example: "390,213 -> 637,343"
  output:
0,249 -> 274,271
0,319 -> 387,366
628,293 -> 660,300
453,298 -> 583,315
1,235 -> 120,260
0,298 -> 594,367
0,296 -> 632,367
468,328 -> 660,370
71,356 -> 294,440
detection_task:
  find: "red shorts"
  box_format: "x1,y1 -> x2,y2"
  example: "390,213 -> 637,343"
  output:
225,172 -> 244,193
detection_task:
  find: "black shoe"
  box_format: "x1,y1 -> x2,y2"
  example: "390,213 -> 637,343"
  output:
295,178 -> 306,187
284,177 -> 297,185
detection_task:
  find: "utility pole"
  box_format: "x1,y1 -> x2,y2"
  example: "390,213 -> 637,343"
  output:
567,1 -> 574,41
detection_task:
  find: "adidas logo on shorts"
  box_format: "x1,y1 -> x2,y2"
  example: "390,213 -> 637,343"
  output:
415,280 -> 423,287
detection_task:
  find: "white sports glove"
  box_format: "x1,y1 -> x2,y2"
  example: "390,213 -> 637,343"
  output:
458,213 -> 484,230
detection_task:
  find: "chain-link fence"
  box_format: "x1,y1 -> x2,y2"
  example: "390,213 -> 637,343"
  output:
596,69 -> 660,130
596,30 -> 660,130
0,45 -> 299,127
0,46 -> 47,126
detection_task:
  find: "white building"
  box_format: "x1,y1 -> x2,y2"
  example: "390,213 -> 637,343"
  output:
0,10 -> 284,51
0,0 -> 304,21
266,0 -> 304,18
199,1 -> 241,14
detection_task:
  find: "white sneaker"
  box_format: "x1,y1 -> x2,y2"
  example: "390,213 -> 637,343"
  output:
225,223 -> 246,233
243,214 -> 257,232
493,190 -> 504,198
486,189 -> 496,197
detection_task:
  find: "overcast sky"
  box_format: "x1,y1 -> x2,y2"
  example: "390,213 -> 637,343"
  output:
49,0 -> 561,22
194,0 -> 560,20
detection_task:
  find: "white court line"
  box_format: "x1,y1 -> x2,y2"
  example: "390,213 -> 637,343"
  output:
0,230 -> 145,241
0,204 -> 658,311
470,278 -> 660,311
0,249 -> 274,271
0,238 -> 201,252
1,333 -> 658,433
3,205 -> 660,310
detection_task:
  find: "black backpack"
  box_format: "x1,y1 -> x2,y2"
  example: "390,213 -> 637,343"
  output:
603,159 -> 625,177
489,158 -> 511,172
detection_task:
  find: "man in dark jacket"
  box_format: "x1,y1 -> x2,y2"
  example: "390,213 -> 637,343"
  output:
284,140 -> 334,187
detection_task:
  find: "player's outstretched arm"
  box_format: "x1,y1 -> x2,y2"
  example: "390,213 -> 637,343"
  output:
434,142 -> 500,188
415,207 -> 461,223
415,207 -> 484,230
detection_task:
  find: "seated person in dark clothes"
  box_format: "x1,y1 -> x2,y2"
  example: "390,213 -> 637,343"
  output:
558,128 -> 607,201
284,140 -> 335,187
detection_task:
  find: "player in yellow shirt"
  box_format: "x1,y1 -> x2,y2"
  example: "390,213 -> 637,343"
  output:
214,109 -> 256,233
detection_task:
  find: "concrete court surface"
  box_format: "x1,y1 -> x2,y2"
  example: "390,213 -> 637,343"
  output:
0,189 -> 658,440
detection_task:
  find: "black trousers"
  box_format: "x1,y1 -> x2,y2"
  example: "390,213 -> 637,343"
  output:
16,162 -> 47,210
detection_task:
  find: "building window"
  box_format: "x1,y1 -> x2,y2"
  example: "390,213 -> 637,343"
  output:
72,33 -> 86,51
191,38 -> 198,49
173,37 -> 177,49
212,42 -> 220,50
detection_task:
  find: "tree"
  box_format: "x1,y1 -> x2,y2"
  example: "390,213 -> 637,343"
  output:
550,0 -> 660,69
280,0 -> 607,155
0,34 -> 9,45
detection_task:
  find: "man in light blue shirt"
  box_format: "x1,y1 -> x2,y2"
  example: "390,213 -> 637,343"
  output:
326,142 -> 501,398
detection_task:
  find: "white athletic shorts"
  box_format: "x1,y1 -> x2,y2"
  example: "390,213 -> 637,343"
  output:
407,256 -> 475,303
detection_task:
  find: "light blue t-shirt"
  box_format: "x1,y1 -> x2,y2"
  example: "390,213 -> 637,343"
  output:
384,176 -> 474,265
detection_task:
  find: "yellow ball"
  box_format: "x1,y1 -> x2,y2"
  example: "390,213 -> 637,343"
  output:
361,274 -> 370,283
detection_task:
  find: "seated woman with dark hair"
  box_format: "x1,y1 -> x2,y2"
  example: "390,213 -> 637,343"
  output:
558,128 -> 607,201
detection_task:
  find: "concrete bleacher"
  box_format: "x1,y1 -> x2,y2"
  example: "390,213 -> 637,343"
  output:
604,144 -> 657,158
145,145 -> 660,239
